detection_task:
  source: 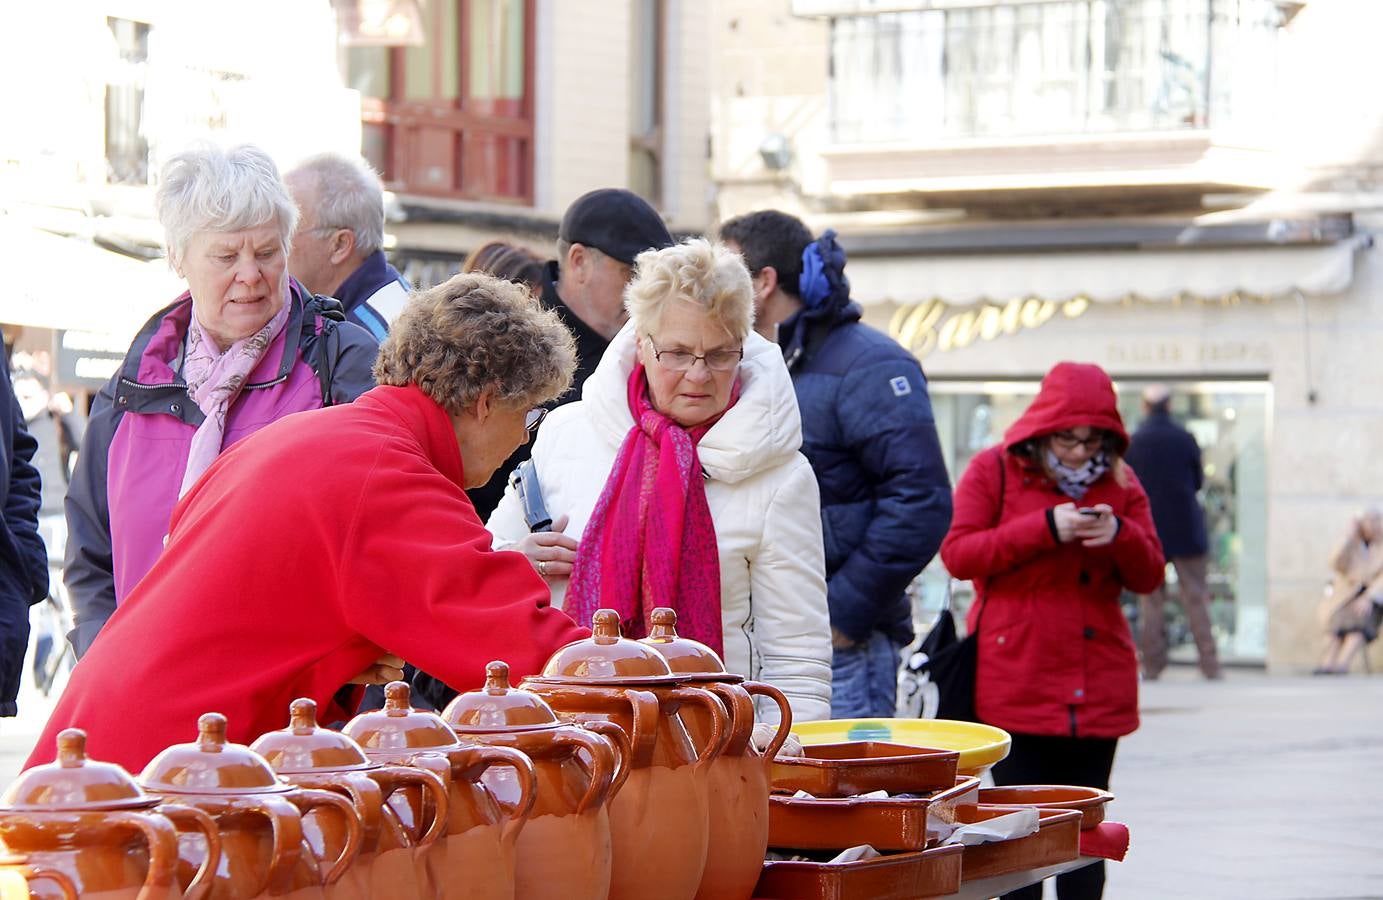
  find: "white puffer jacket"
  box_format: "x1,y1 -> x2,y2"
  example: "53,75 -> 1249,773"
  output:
488,324 -> 832,723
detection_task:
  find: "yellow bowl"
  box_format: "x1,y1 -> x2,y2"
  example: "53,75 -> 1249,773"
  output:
791,719 -> 1011,776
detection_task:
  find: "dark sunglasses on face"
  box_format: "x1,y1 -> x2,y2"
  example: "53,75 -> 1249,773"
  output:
1050,430 -> 1105,451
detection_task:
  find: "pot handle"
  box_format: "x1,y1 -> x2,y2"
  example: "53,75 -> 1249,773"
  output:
449,744 -> 536,849
287,788 -> 364,886
577,720 -> 632,798
371,765 -> 451,850
300,773 -> 383,851
4,865 -> 79,900
155,803 -> 223,900
553,725 -> 617,814
105,810 -> 181,900
233,793 -> 306,897
742,680 -> 793,760
617,688 -> 661,769
667,686 -> 728,771
706,682 -> 758,757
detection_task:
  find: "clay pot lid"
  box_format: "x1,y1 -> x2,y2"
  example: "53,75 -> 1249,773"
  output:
342,682 -> 461,754
2,729 -> 157,811
536,609 -> 680,684
637,607 -> 740,680
139,714 -> 290,796
442,661 -> 563,733
251,699 -> 376,775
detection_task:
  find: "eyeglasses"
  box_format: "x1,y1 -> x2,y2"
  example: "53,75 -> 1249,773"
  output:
524,408 -> 548,434
646,336 -> 744,372
1050,431 -> 1105,451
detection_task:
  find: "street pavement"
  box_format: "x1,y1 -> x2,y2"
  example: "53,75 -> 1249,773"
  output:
1,663 -> 1380,898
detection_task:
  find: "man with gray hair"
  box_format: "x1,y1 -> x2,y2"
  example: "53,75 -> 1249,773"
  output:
285,153 -> 410,341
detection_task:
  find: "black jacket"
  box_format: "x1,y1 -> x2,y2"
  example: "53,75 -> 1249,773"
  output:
778,297 -> 952,645
0,342 -> 48,716
1124,410 -> 1208,558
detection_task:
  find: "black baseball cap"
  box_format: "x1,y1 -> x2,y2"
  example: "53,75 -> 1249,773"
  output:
558,188 -> 674,265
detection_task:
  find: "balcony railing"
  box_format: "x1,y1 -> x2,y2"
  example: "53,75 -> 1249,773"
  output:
829,0 -> 1287,145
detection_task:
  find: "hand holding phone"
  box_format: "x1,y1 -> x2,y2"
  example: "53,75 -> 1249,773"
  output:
1078,507 -> 1102,517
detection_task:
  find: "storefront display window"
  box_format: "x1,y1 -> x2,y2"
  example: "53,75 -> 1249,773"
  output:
915,378 -> 1269,664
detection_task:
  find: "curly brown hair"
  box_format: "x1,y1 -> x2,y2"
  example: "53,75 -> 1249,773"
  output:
374,272 -> 576,415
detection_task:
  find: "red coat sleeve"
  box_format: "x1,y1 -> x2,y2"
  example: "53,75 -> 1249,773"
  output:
337,450 -> 587,694
940,449 -> 1055,581
1103,472 -> 1166,593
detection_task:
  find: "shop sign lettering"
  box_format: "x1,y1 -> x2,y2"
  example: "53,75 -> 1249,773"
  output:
888,296 -> 1091,358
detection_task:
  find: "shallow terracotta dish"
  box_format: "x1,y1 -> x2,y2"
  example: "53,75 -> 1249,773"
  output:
956,805 -> 1082,882
791,719 -> 1010,776
768,777 -> 979,852
770,742 -> 959,798
978,785 -> 1113,830
754,843 -> 963,900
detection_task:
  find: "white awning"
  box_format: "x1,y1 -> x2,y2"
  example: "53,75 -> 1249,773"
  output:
1,219 -> 185,340
846,238 -> 1364,307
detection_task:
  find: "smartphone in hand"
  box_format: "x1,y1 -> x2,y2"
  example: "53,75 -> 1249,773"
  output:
1077,507 -> 1102,517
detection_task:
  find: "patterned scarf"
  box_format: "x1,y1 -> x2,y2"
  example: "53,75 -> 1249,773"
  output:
177,297 -> 292,498
1046,449 -> 1109,501
565,364 -> 739,654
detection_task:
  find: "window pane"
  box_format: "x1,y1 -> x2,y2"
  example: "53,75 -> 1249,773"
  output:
629,0 -> 660,135
439,0 -> 458,101
347,45 -> 392,98
468,0 -> 525,114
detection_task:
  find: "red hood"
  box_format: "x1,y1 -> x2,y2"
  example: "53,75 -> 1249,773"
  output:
1003,362 -> 1129,453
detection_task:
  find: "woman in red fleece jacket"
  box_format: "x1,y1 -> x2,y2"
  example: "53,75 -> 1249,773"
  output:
940,361 -> 1163,900
26,273 -> 588,774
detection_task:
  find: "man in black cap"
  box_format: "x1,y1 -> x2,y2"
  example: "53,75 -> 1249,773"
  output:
463,188 -> 673,521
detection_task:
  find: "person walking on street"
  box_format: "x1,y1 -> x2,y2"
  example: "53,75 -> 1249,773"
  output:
285,152 -> 410,341
0,335 -> 47,718
719,210 -> 952,719
1124,384 -> 1223,680
941,361 -> 1164,900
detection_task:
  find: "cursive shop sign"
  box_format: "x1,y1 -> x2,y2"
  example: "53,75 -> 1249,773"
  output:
887,296 -> 1091,358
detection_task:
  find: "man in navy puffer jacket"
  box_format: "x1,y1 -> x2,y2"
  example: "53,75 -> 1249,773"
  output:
720,211 -> 952,718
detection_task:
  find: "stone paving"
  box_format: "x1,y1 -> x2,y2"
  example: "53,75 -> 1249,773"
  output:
2,663 -> 1380,898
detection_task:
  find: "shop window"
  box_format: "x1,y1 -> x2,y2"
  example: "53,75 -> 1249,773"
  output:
629,0 -> 664,207
346,0 -> 534,203
827,0 -> 1287,144
921,380 -> 1269,664
105,17 -> 151,186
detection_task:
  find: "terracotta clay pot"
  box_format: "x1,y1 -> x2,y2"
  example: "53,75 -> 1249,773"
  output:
140,714 -> 363,900
639,608 -> 792,900
0,859 -> 80,899
441,661 -> 620,900
343,682 -> 535,900
252,699 -> 449,900
0,728 -> 221,900
523,610 -> 729,900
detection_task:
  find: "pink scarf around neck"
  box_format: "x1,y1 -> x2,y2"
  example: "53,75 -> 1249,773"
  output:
177,295 -> 292,498
565,364 -> 739,654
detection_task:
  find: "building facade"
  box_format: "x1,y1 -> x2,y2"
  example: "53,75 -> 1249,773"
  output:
709,0 -> 1383,672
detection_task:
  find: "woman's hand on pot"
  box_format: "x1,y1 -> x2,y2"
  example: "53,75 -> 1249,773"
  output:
1075,504 -> 1119,547
515,514 -> 579,579
348,653 -> 406,685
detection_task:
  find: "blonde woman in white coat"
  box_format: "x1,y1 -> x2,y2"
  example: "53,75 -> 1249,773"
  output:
488,238 -> 832,723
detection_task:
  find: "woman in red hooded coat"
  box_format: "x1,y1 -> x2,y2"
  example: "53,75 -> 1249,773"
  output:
940,362 -> 1164,900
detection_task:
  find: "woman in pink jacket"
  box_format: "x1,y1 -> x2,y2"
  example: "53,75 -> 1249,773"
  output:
940,362 -> 1164,900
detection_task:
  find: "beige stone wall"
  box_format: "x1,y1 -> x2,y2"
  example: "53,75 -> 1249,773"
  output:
708,0 -> 830,223
535,0 -> 633,216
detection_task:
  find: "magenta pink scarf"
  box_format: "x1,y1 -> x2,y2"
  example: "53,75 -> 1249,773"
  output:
566,364 -> 739,654
177,296 -> 292,498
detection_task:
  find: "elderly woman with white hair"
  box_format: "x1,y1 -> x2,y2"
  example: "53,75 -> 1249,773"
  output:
64,143 -> 378,658
486,238 -> 833,722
